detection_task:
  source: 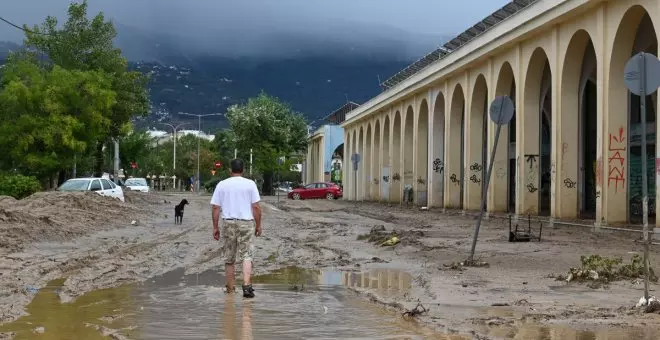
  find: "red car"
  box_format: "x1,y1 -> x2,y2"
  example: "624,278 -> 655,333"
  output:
287,182 -> 343,200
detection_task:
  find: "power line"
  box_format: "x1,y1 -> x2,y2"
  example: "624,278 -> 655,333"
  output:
0,16 -> 53,35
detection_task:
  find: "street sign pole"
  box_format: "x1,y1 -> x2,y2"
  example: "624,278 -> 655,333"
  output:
624,52 -> 660,301
468,96 -> 515,263
639,53 -> 650,302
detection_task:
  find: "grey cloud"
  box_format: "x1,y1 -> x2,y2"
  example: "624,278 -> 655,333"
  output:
0,0 -> 509,60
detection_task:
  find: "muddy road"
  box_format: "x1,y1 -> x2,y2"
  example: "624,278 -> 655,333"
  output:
1,191 -> 660,339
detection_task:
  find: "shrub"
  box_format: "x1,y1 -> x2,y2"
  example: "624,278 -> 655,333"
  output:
0,173 -> 42,199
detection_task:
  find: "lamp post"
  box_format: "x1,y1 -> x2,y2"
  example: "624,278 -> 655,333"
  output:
160,122 -> 189,190
177,112 -> 222,193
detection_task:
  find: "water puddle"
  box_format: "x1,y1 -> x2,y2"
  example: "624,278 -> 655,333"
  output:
485,323 -> 658,339
0,268 -> 454,340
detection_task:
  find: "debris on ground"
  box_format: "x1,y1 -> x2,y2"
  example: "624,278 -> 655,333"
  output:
460,259 -> 490,268
557,254 -> 657,286
0,332 -> 16,339
356,225 -> 424,247
635,296 -> 660,313
402,303 -> 428,318
381,236 -> 400,247
32,327 -> 45,334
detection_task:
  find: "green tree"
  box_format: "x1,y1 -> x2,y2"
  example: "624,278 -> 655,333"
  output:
0,54 -> 116,187
24,0 -> 150,176
159,134 -> 219,183
103,129 -> 157,178
224,92 -> 308,193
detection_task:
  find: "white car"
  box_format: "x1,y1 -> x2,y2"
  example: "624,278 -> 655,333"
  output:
124,178 -> 149,193
57,177 -> 125,202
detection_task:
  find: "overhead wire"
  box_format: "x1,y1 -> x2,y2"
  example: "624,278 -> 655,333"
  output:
0,16 -> 53,36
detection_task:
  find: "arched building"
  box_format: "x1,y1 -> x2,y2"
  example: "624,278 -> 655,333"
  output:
308,0 -> 660,227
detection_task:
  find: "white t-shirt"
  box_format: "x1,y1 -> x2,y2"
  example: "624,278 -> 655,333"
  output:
210,176 -> 261,220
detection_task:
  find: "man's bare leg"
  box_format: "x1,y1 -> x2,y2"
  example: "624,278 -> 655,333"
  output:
242,260 -> 255,298
225,263 -> 235,292
243,260 -> 252,285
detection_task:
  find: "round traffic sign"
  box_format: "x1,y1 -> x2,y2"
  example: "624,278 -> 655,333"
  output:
489,96 -> 515,126
624,52 -> 660,96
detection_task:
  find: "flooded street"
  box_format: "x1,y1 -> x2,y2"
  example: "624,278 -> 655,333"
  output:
3,191 -> 660,339
1,268 -> 444,340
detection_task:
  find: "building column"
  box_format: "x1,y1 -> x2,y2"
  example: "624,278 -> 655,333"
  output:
486,58 -> 510,213
427,90 -> 436,207
465,74 -> 484,211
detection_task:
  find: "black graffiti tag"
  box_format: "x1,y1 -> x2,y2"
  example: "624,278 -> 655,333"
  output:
563,178 -> 576,189
433,158 -> 444,174
469,163 -> 482,172
526,183 -> 538,193
469,174 -> 481,184
450,173 -> 460,185
525,154 -> 538,170
382,176 -> 389,183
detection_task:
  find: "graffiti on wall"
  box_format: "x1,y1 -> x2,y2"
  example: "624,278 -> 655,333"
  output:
607,127 -> 626,193
433,158 -> 444,174
524,154 -> 539,193
469,162 -> 482,185
450,173 -> 460,185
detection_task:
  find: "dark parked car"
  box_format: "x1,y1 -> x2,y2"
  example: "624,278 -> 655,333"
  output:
287,182 -> 343,200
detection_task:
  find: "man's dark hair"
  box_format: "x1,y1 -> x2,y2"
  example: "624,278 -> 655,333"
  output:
230,159 -> 244,174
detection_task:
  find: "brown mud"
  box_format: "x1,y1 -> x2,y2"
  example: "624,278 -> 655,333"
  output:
1,191 -> 660,339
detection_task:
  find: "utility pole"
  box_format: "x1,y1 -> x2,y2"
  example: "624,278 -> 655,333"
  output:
113,139 -> 120,184
178,113 -> 222,193
160,122 -> 189,190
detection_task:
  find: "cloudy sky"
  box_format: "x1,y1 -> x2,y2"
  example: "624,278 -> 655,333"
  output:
0,1 -> 510,59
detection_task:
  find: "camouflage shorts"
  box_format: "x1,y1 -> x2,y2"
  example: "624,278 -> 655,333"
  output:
221,219 -> 255,264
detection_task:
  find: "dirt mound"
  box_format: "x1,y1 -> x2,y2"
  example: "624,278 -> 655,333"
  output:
275,199 -> 346,212
0,191 -> 152,254
123,190 -> 165,206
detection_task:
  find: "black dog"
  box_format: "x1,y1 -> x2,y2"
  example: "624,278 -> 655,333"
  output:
174,199 -> 189,225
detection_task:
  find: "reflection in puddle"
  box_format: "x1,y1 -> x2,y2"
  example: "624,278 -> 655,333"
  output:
0,268 -> 438,340
255,266 -> 413,297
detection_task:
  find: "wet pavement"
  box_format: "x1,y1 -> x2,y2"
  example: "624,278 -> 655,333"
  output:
0,268 -> 450,340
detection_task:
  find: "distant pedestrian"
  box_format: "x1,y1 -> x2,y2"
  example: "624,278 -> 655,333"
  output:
211,159 -> 262,298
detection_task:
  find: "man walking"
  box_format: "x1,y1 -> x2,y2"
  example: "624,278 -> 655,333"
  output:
211,159 -> 262,298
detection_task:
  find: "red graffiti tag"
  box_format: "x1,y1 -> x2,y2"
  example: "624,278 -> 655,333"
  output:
607,127 -> 626,193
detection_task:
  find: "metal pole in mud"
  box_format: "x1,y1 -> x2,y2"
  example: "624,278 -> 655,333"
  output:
639,54 -> 650,301
624,52 -> 660,300
468,96 -> 514,263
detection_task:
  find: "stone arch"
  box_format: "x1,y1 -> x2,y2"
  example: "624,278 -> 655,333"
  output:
403,105 -> 415,200
372,119 -> 381,200
607,4 -> 658,223
392,111 -> 402,202
382,115 -> 391,201
351,129 -> 357,199
467,74 -> 488,210
492,61 -> 517,213
416,99 -> 429,205
561,29 -> 598,219
365,123 -> 372,200
522,47 -> 552,215
358,126 -> 364,200
448,84 -> 465,209
431,92 -> 446,207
